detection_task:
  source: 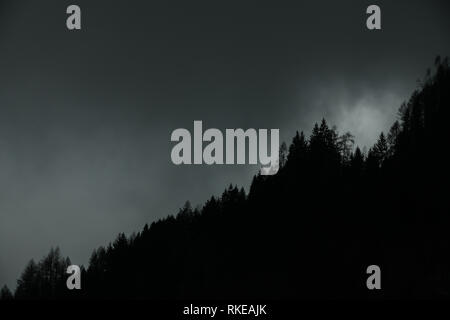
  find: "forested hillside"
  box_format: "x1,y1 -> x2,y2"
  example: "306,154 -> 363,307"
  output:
3,57 -> 450,300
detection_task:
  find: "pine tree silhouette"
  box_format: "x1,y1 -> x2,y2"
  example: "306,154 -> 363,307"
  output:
4,56 -> 450,299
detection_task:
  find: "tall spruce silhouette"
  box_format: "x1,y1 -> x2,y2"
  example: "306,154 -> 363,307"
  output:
6,57 -> 450,299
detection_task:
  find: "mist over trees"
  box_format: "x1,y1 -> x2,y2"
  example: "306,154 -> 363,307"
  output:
3,57 -> 450,299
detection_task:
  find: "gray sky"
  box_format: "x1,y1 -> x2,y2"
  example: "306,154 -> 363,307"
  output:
0,0 -> 449,290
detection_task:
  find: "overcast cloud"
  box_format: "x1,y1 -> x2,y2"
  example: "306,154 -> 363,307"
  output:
0,0 -> 449,290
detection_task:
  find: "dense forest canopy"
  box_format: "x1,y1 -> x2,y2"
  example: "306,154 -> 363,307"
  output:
2,57 -> 449,299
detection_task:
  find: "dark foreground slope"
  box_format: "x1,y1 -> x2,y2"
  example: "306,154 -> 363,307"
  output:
5,57 -> 450,300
